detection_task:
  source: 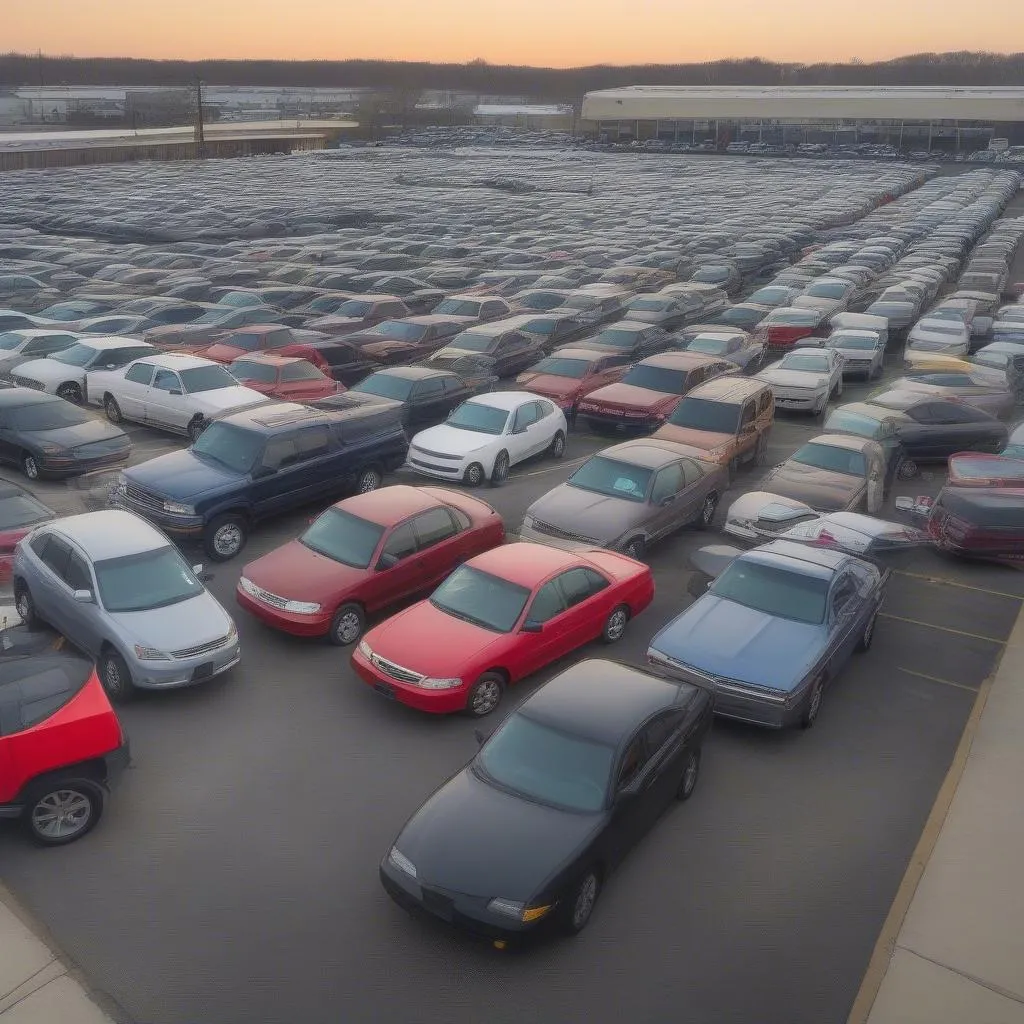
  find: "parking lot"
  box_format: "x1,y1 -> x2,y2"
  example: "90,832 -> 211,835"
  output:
0,151 -> 1022,1024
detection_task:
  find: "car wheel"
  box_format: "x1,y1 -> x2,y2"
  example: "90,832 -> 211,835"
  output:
676,748 -> 702,801
622,537 -> 645,561
800,676 -> 824,729
205,514 -> 247,562
835,377 -> 843,397
814,394 -> 828,418
56,382 -> 82,404
20,453 -> 40,480
464,672 -> 505,717
24,780 -> 104,846
463,462 -> 484,487
601,604 -> 630,644
14,582 -> 40,630
104,396 -> 123,424
561,869 -> 601,936
858,611 -> 878,652
187,417 -> 206,444
549,431 -> 566,459
356,467 -> 383,494
329,603 -> 365,646
489,451 -> 510,487
697,492 -> 719,529
100,649 -> 136,703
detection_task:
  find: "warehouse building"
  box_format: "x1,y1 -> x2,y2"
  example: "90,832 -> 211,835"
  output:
579,86 -> 1024,152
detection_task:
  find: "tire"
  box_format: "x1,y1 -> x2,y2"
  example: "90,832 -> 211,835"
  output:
463,462 -> 484,487
23,780 -> 104,846
549,430 -> 566,459
697,492 -> 719,530
463,672 -> 505,717
20,453 -> 40,480
204,514 -> 248,562
100,649 -> 136,703
56,382 -> 82,404
560,870 -> 601,936
14,582 -> 40,630
814,394 -> 828,418
187,417 -> 206,444
601,604 -> 630,644
800,676 -> 824,730
676,748 -> 702,801
104,396 -> 123,424
622,537 -> 645,561
835,377 -> 843,397
355,466 -> 383,494
897,458 -> 918,480
328,603 -> 365,646
489,451 -> 510,487
858,611 -> 878,652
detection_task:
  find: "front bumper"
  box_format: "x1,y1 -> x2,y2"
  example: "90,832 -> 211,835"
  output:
130,641 -> 241,689
577,408 -> 660,432
236,587 -> 331,638
518,522 -> 604,550
405,448 -> 474,482
352,648 -> 467,714
771,389 -> 826,412
110,495 -> 205,540
36,448 -> 131,480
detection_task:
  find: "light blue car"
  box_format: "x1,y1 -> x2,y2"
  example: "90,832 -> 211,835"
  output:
1004,422 -> 1024,457
646,539 -> 888,729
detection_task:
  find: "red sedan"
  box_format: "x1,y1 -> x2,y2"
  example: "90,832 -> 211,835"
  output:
237,484 -> 505,644
515,348 -> 630,420
229,353 -> 344,401
0,481 -> 53,587
351,541 -> 655,716
752,307 -> 825,350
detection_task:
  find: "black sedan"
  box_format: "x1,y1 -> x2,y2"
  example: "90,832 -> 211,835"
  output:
346,367 -> 489,431
380,659 -> 712,941
0,388 -> 130,481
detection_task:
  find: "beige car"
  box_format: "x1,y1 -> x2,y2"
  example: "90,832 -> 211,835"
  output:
878,371 -> 1016,420
652,377 -> 774,478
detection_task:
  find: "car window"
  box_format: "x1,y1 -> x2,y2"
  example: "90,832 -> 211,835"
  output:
441,376 -> 465,395
526,579 -> 567,624
512,401 -> 541,431
414,378 -> 445,400
28,532 -> 51,560
642,710 -> 685,752
382,523 -> 418,561
933,402 -> 981,424
63,550 -> 93,592
617,735 -> 649,789
831,576 -> 858,615
39,534 -> 72,579
482,301 -> 506,317
557,567 -> 609,608
293,425 -> 331,459
260,436 -> 300,470
110,347 -> 153,366
124,362 -> 154,385
412,507 -> 458,548
152,369 -> 181,393
740,400 -> 756,428
651,463 -> 685,503
681,457 -> 705,487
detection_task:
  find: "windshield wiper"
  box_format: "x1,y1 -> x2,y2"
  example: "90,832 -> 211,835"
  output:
430,600 -> 498,631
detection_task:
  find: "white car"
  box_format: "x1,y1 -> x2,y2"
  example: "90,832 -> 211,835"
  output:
793,278 -> 857,317
822,329 -> 886,379
406,391 -> 567,486
87,353 -> 270,442
904,317 -> 971,362
756,348 -> 844,415
11,337 -> 155,405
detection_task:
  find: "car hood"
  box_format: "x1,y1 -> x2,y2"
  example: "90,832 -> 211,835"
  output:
12,358 -> 78,384
759,368 -> 830,388
112,590 -> 233,653
581,382 -> 669,410
200,343 -> 244,362
245,540 -> 368,603
36,419 -> 127,451
650,594 -> 825,690
194,385 -> 269,413
515,373 -> 579,398
360,340 -> 418,358
365,599 -> 506,677
124,449 -> 243,500
396,767 -> 605,901
652,425 -> 735,457
526,484 -> 641,543
411,423 -> 496,457
794,296 -> 842,311
763,462 -> 862,512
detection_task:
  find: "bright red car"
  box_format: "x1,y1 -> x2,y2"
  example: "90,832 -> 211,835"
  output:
351,541 -> 655,717
0,481 -> 53,587
515,348 -> 631,420
752,307 -> 826,350
237,484 -> 505,645
0,615 -> 129,846
199,325 -> 326,364
228,353 -> 345,401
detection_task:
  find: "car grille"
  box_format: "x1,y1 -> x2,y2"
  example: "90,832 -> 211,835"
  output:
171,633 -> 232,659
772,387 -> 814,399
73,438 -> 130,459
369,653 -> 423,684
10,374 -> 43,390
529,519 -> 599,545
410,447 -> 462,462
246,583 -> 289,609
121,483 -> 164,512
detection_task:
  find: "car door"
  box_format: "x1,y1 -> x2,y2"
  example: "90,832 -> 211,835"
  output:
250,434 -> 303,519
515,577 -> 569,676
937,401 -> 1003,453
633,710 -> 692,816
366,521 -> 426,606
506,401 -> 542,464
647,461 -> 691,539
27,534 -> 76,637
409,506 -> 462,589
499,332 -> 537,377
0,407 -> 19,467
53,544 -> 105,656
918,402 -> 982,458
145,368 -> 190,429
605,726 -> 671,865
736,398 -> 760,462
550,566 -> 612,649
408,376 -> 448,429
824,572 -> 862,675
117,361 -> 156,420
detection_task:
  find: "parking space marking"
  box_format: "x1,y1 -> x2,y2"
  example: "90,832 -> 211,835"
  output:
521,455 -> 590,477
895,666 -> 980,693
893,570 -> 1024,602
879,613 -> 1007,645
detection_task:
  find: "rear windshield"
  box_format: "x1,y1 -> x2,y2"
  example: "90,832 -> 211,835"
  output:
791,442 -> 866,477
335,300 -> 373,317
0,490 -> 52,530
622,365 -> 686,393
434,299 -> 480,317
592,328 -> 640,349
829,334 -> 876,351
365,321 -> 424,341
824,408 -> 887,438
779,352 -> 831,372
527,357 -> 590,379
0,650 -> 95,736
231,360 -> 277,383
685,337 -> 731,356
668,397 -> 741,433
450,332 -> 493,353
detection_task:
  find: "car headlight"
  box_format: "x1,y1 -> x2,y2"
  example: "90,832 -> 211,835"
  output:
163,500 -> 194,515
238,576 -> 257,597
226,620 -> 237,641
357,639 -> 373,659
487,898 -> 553,923
134,644 -> 171,661
418,676 -> 462,690
388,846 -> 417,879
521,514 -> 535,530
283,600 -> 321,614
38,442 -> 66,455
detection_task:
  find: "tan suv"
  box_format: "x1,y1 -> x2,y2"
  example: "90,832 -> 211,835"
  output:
653,376 -> 774,479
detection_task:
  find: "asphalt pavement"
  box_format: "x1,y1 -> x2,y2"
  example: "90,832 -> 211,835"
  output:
2,352 -> 1022,1024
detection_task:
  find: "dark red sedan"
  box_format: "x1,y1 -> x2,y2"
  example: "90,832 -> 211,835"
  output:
752,307 -> 826,350
237,484 -> 505,645
229,353 -> 344,401
0,481 -> 53,586
351,541 -> 655,717
515,348 -> 630,420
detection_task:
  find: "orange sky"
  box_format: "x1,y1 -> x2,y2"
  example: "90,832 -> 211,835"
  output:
7,0 -> 1022,66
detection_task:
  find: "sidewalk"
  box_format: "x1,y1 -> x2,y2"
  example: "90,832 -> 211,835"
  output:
852,605 -> 1024,1023
0,883 -> 117,1023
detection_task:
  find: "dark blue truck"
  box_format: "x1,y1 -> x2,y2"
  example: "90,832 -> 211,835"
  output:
113,396 -> 408,561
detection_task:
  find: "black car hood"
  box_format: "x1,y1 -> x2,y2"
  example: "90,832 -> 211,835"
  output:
397,768 -> 605,902
34,418 -> 127,451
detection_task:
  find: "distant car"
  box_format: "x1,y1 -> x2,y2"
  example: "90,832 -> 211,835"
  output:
753,307 -> 825,350
0,329 -> 80,378
707,303 -> 772,332
198,325 -> 327,365
0,481 -> 54,584
350,316 -> 470,364
793,278 -> 858,317
13,510 -> 240,702
761,433 -> 887,514
352,542 -> 655,716
647,540 -> 888,728
552,290 -> 632,330
379,659 -> 711,938
237,484 -> 505,644
306,296 -> 411,335
347,367 -> 485,431
427,322 -> 544,379
509,288 -> 575,312
407,392 -> 567,487
520,439 -> 726,559
87,353 -> 268,441
515,348 -> 631,420
11,338 -> 155,405
757,348 -> 845,416
562,322 -> 671,362
513,313 -> 592,351
622,293 -> 695,329
815,329 -> 886,379
282,338 -> 382,388
432,295 -> 512,322
746,284 -> 801,309
877,372 -> 1015,420
146,306 -> 297,349
905,318 -> 971,361
228,354 -> 344,402
675,329 -> 766,374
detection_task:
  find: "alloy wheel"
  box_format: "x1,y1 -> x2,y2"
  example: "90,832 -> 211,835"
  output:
30,790 -> 92,841
214,523 -> 243,558
334,610 -> 362,645
604,607 -> 628,642
470,679 -> 502,716
22,455 -> 39,479
572,873 -> 599,931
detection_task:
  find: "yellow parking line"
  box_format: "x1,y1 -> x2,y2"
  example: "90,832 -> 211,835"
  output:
895,666 -> 979,693
879,612 -> 1006,645
894,570 -> 1024,602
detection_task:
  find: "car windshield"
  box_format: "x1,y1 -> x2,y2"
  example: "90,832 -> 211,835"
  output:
434,299 -> 479,316
791,442 -> 867,476
749,287 -> 790,303
668,397 -> 741,433
768,311 -> 818,325
0,332 -> 27,350
228,332 -> 283,352
299,507 -> 385,568
94,544 -> 204,613
685,337 -> 730,356
190,421 -> 264,473
350,372 -> 415,401
367,321 -> 423,341
335,300 -> 373,317
231,360 -> 277,383
592,329 -> 639,349
476,713 -> 614,813
521,318 -> 555,335
9,400 -> 91,430
830,334 -> 876,351
528,356 -> 590,379
446,401 -> 508,435
693,267 -> 729,282
622,364 -> 686,393
429,564 -> 530,633
629,299 -> 668,312
194,309 -> 233,324
282,362 -> 324,381
807,281 -> 847,298
711,558 -> 829,625
568,455 -> 652,502
519,292 -> 565,310
928,308 -> 969,322
51,343 -> 99,367
824,409 -> 886,438
0,490 -> 51,529
180,364 -> 237,393
780,352 -> 830,372
450,332 -> 493,352
561,295 -> 600,310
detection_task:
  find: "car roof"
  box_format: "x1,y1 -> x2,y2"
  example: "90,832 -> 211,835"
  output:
637,350 -> 729,370
334,484 -> 443,524
518,659 -> 693,745
136,352 -> 220,371
543,348 -> 607,363
224,324 -> 291,336
832,401 -> 908,422
465,390 -> 540,411
599,438 -> 708,469
687,376 -> 770,402
1,328 -> 78,338
803,432 -> 874,453
467,541 -> 585,586
231,353 -> 303,366
0,386 -> 57,407
222,401 -> 328,431
50,510 -> 169,560
79,336 -> 142,349
744,538 -> 848,578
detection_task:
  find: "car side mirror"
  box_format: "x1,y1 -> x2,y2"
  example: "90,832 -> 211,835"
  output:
191,563 -> 213,582
377,553 -> 399,570
72,589 -> 94,604
521,620 -> 543,633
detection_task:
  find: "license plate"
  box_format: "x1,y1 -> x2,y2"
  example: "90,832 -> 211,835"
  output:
192,662 -> 214,680
374,682 -> 396,700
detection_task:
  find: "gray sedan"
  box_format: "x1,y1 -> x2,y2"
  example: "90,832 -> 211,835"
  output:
12,509 -> 239,702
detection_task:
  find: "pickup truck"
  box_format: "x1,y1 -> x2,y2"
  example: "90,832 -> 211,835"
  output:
112,397 -> 408,561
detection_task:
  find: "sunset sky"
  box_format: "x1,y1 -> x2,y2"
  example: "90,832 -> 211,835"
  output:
7,0 -> 1022,66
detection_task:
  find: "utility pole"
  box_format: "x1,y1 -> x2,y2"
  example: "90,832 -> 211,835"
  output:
195,78 -> 206,158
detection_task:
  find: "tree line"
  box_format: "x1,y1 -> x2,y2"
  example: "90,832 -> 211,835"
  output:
1,52 -> 1023,102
